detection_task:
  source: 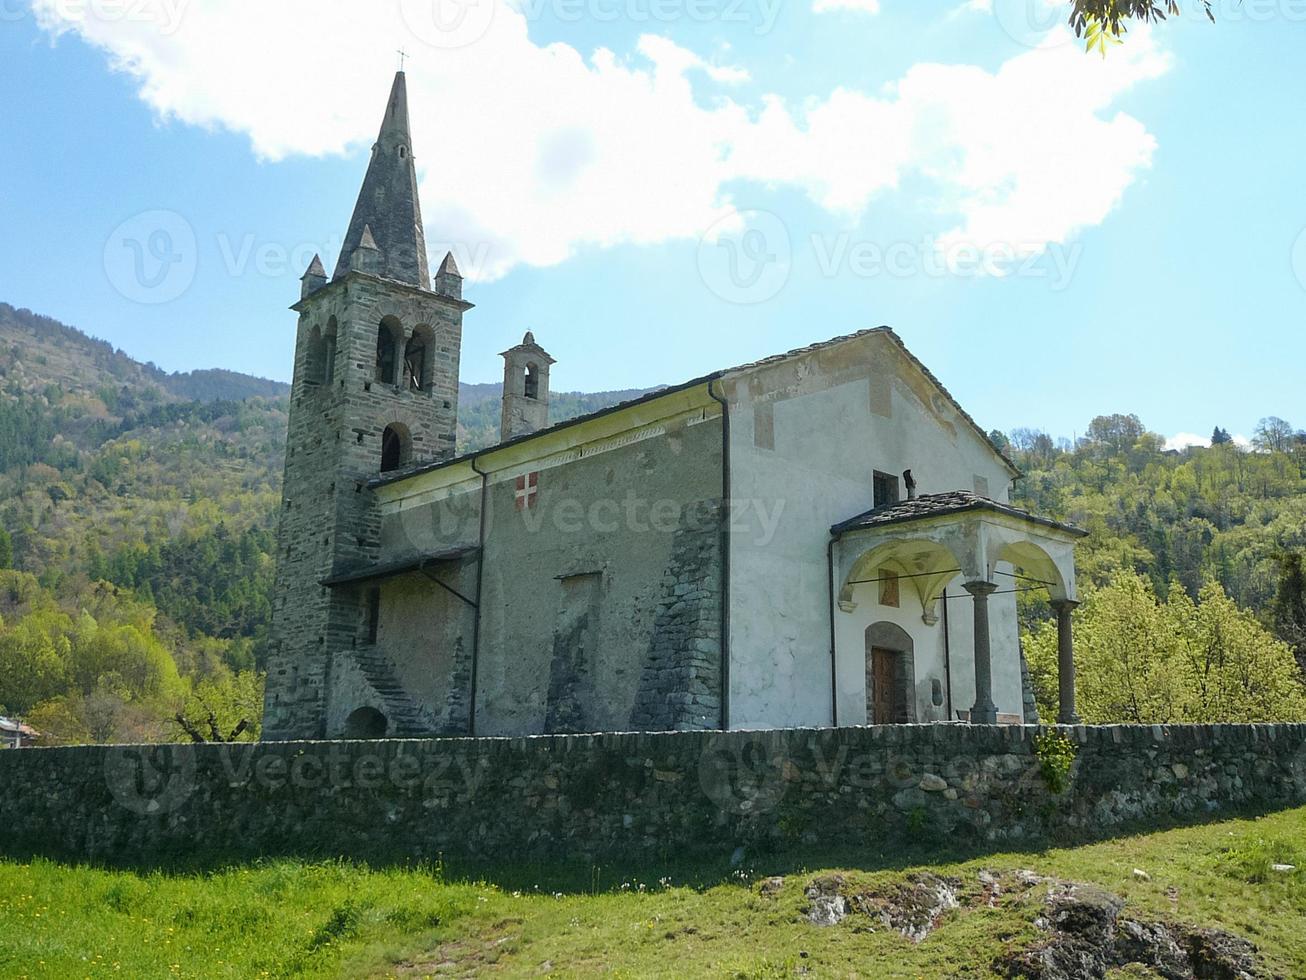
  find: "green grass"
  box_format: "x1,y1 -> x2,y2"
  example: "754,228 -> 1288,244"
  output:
2,808 -> 1305,978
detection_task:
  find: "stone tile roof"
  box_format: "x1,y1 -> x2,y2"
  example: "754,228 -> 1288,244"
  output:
373,326 -> 1017,487
332,71 -> 431,288
830,490 -> 1088,537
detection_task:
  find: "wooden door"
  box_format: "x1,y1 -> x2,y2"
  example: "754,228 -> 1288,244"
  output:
870,647 -> 896,723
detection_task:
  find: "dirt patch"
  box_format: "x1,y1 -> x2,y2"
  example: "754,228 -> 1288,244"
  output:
389,929 -> 522,977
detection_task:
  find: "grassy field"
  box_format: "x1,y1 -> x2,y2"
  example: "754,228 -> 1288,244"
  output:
1,808 -> 1304,979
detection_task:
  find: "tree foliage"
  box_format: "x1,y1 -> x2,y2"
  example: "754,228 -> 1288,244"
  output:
1069,1 -> 1215,55
1026,571 -> 1306,724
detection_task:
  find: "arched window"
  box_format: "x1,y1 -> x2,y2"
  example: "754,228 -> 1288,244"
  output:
305,326 -> 326,385
375,318 -> 402,384
524,362 -> 540,400
344,706 -> 388,739
323,317 -> 338,385
404,325 -> 434,391
380,423 -> 410,473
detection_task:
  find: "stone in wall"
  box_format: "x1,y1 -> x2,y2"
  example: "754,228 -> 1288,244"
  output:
629,499 -> 723,731
3,724 -> 1304,868
440,636 -> 473,734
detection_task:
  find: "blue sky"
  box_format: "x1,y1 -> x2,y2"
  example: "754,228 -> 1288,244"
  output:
0,0 -> 1303,447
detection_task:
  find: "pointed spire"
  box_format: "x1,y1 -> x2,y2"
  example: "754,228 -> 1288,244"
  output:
500,330 -> 556,363
301,253 -> 328,299
333,72 -> 430,288
349,224 -> 383,274
433,250 -> 462,300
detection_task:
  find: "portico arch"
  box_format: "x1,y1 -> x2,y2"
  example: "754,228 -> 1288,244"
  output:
838,537 -> 962,625
991,538 -> 1073,602
830,491 -> 1088,727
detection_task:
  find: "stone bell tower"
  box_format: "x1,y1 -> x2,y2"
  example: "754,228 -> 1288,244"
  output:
500,331 -> 554,441
263,71 -> 472,740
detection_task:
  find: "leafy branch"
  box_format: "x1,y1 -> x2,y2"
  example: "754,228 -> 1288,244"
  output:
1068,1 -> 1217,55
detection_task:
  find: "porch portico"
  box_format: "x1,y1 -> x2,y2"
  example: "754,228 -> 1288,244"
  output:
830,491 -> 1087,726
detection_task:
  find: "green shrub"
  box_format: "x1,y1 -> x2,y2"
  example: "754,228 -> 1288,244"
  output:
1032,730 -> 1077,794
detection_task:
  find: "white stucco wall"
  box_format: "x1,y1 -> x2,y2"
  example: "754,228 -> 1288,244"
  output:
724,331 -> 1019,729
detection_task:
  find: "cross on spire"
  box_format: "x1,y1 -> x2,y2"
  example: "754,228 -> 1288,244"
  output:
396,48 -> 408,72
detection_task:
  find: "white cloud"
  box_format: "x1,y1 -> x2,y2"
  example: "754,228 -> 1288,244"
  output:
31,1 -> 1170,282
813,0 -> 880,15
1165,432 -> 1253,451
1165,432 -> 1209,451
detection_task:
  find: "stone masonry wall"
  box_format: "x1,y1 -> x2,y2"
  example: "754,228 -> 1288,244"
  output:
629,499 -> 724,731
264,273 -> 465,741
3,725 -> 1304,867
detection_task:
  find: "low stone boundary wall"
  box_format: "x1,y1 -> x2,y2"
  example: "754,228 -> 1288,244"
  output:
2,724 -> 1304,866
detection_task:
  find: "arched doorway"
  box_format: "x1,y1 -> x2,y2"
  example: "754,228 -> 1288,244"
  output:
344,706 -> 388,739
865,621 -> 915,724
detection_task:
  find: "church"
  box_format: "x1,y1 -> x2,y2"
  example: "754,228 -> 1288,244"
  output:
261,72 -> 1087,742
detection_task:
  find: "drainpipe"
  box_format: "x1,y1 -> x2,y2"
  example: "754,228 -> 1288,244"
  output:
707,379 -> 731,731
941,589 -> 954,721
468,455 -> 490,736
827,536 -> 838,728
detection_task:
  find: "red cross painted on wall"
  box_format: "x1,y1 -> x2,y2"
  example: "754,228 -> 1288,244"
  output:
515,472 -> 539,511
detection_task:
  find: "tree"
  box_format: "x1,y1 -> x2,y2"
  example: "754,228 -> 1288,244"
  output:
1085,413 -> 1145,456
0,527 -> 11,570
1211,427 -> 1232,446
1272,552 -> 1306,674
1068,1 -> 1214,55
1254,417 -> 1294,454
1025,570 -> 1306,724
172,670 -> 263,743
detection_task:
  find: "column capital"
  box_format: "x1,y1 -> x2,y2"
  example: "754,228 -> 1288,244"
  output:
1050,598 -> 1080,612
962,580 -> 998,598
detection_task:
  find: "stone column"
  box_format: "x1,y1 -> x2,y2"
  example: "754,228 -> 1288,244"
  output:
964,580 -> 998,724
1051,599 -> 1081,725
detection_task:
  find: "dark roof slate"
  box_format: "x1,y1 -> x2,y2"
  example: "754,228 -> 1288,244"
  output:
830,490 -> 1087,537
321,546 -> 479,587
332,72 -> 430,288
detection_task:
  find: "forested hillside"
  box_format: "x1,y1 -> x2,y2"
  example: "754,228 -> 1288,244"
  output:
0,305 -> 651,743
0,303 -> 1302,743
1000,415 -> 1306,723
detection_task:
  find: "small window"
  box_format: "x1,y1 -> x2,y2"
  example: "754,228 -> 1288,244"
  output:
380,424 -> 408,473
404,331 -> 429,391
366,588 -> 381,644
524,363 -> 540,400
305,326 -> 326,385
323,319 -> 338,384
376,323 -> 398,384
873,471 -> 900,508
879,570 -> 900,608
